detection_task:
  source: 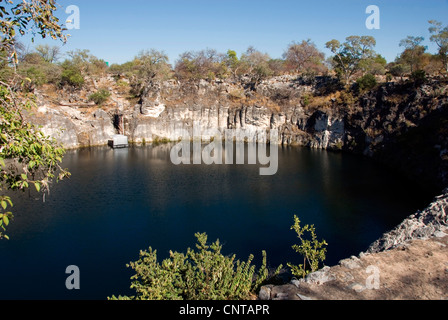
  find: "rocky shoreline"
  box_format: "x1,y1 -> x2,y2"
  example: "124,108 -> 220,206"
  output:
259,190 -> 448,300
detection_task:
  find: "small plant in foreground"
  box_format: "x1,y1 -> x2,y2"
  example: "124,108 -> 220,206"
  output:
287,215 -> 328,279
109,232 -> 281,300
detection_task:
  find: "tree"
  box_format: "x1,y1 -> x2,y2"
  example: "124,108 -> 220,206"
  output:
64,49 -> 108,77
359,54 -> 387,76
326,36 -> 377,87
428,20 -> 448,73
0,0 -> 70,240
175,48 -> 227,80
388,62 -> 408,81
16,52 -> 62,88
133,49 -> 172,81
225,49 -> 240,78
268,58 -> 286,76
0,0 -> 67,65
239,46 -> 273,87
35,44 -> 61,63
398,36 -> 427,73
283,39 -> 326,76
356,73 -> 377,91
89,88 -> 111,105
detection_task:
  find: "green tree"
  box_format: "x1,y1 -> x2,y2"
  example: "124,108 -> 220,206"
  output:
326,36 -> 377,87
428,20 -> 448,74
359,54 -> 387,76
129,49 -> 173,95
17,52 -> 62,88
398,36 -> 427,73
388,62 -> 409,81
65,49 -> 108,77
0,0 -> 70,240
226,49 -> 240,78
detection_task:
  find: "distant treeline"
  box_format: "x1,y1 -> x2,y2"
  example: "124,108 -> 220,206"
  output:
1,20 -> 447,92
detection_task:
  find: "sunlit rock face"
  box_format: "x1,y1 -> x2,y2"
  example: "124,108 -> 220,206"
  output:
31,76 -> 448,188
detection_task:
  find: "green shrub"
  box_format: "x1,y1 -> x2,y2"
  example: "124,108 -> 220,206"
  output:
410,69 -> 427,85
356,73 -> 377,91
109,232 -> 280,300
60,66 -> 84,88
302,94 -> 312,107
89,89 -> 111,105
21,66 -> 47,87
287,215 -> 328,279
16,53 -> 62,88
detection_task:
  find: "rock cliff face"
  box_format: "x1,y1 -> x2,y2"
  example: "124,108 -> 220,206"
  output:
30,75 -> 448,189
127,77 -> 346,150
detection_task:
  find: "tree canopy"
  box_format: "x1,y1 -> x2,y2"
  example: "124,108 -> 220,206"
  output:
0,0 -> 70,240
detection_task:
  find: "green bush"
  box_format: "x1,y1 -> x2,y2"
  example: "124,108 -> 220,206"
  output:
410,69 -> 427,85
21,66 -> 47,87
287,215 -> 328,279
109,232 -> 281,300
16,53 -> 62,88
356,73 -> 377,91
89,89 -> 111,105
60,65 -> 85,88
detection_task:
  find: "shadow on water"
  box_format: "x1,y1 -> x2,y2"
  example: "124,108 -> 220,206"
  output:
0,143 -> 435,300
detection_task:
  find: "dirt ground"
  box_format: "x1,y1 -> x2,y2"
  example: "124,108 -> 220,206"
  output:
262,234 -> 448,300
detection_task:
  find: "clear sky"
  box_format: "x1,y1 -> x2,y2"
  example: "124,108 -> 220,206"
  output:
26,0 -> 448,65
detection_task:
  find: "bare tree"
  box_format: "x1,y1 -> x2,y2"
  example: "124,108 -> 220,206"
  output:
175,48 -> 227,80
283,39 -> 326,75
35,44 -> 61,63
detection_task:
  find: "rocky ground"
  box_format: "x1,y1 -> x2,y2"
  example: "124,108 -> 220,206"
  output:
259,191 -> 448,300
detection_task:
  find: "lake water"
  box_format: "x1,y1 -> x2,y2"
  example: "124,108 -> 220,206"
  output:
0,144 -> 434,300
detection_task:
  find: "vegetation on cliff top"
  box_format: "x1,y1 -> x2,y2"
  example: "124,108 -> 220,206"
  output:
1,18 -> 447,97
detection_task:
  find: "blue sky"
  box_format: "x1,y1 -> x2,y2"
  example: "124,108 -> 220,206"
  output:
26,0 -> 448,65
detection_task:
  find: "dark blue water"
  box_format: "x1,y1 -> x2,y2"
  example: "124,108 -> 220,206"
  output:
0,144 -> 433,300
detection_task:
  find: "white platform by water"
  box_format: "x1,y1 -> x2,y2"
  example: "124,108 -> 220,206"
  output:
109,135 -> 129,149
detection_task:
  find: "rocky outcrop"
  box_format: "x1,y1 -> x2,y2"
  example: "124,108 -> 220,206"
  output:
126,78 -> 346,150
31,104 -> 116,149
367,189 -> 448,253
